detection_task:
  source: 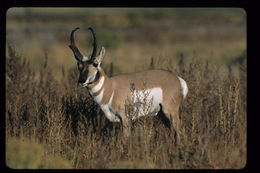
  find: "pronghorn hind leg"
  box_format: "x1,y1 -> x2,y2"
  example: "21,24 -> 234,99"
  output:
161,103 -> 181,145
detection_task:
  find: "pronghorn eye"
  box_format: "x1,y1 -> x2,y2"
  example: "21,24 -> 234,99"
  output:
93,63 -> 98,67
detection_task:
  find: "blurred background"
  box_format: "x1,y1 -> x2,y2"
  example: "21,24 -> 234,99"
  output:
6,8 -> 246,79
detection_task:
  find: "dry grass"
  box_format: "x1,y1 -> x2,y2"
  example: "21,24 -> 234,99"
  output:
6,8 -> 246,169
5,44 -> 246,169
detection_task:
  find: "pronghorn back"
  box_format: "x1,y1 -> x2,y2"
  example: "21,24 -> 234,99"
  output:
110,70 -> 183,103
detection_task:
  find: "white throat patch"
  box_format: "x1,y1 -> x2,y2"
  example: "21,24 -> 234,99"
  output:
89,76 -> 105,95
88,76 -> 105,104
93,88 -> 104,104
82,70 -> 98,87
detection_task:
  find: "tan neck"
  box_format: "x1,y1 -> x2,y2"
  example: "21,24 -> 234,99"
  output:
87,67 -> 109,89
87,67 -> 114,105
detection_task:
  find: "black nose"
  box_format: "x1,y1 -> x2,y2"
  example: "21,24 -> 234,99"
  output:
78,77 -> 86,84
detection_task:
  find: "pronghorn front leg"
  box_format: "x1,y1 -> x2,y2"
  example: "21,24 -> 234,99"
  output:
122,115 -> 131,136
118,109 -> 131,146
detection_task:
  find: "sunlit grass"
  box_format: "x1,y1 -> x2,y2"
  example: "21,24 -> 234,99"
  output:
5,44 -> 246,169
6,8 -> 246,169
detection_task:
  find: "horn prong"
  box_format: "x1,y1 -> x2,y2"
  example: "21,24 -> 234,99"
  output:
88,27 -> 97,62
69,27 -> 83,62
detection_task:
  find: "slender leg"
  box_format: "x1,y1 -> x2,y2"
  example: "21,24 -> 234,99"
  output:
122,117 -> 130,139
117,109 -> 131,146
161,104 -> 181,145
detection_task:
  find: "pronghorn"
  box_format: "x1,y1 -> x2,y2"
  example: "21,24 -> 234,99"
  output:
69,27 -> 188,138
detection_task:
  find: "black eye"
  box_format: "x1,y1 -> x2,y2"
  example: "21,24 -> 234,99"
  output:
93,63 -> 98,67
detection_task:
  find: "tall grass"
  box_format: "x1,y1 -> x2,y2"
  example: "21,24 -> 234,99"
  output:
5,45 -> 246,169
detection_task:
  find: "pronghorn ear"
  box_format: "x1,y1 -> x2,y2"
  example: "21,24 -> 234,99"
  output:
95,46 -> 105,66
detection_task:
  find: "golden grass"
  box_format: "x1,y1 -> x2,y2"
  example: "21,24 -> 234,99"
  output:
6,138 -> 72,169
6,8 -> 246,169
5,45 -> 246,169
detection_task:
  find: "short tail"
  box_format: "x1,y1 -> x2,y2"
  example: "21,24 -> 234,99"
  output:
177,76 -> 188,99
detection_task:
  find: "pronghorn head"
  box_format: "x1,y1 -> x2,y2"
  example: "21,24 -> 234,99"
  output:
69,27 -> 106,87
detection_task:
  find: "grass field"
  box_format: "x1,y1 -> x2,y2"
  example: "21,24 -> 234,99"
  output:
6,8 -> 246,169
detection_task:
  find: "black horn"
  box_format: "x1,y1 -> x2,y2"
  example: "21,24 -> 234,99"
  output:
88,27 -> 97,61
69,27 -> 83,62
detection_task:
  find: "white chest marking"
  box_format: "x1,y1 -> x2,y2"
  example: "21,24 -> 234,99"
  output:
131,87 -> 163,120
108,91 -> 114,105
93,88 -> 104,104
177,76 -> 188,99
89,76 -> 104,95
100,91 -> 120,122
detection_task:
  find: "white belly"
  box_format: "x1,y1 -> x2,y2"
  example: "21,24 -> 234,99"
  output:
98,88 -> 163,122
131,87 -> 162,120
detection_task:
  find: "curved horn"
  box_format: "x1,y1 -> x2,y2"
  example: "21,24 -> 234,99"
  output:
88,27 -> 97,61
69,27 -> 83,62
